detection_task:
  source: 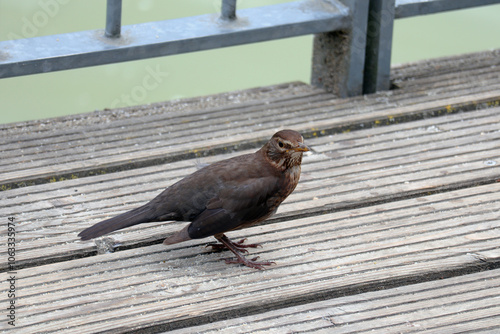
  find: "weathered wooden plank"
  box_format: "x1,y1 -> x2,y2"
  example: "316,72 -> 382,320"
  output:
166,269 -> 500,333
4,78 -> 498,168
391,49 -> 500,82
3,83 -> 497,178
0,81 -> 313,133
1,50 -> 499,187
1,183 -> 499,333
1,106 -> 499,270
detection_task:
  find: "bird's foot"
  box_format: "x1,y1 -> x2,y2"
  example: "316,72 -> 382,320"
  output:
207,238 -> 261,254
223,255 -> 275,270
213,234 -> 274,270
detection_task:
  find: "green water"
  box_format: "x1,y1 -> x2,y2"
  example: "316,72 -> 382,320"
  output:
1,0 -> 499,124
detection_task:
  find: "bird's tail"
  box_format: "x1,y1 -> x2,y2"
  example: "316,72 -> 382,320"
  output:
78,204 -> 153,241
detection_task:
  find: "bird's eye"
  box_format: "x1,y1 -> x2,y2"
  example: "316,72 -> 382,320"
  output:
278,141 -> 284,148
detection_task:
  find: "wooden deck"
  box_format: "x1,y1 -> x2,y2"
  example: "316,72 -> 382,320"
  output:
1,49 -> 500,333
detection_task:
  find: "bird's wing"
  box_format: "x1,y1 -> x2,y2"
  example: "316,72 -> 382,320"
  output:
186,175 -> 280,239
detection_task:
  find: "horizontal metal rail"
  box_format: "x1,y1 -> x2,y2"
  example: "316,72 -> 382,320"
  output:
0,1 -> 350,79
395,0 -> 500,18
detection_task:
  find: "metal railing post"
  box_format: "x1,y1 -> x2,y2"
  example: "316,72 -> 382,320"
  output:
105,0 -> 122,38
311,0 -> 370,97
221,0 -> 237,21
363,0 -> 395,94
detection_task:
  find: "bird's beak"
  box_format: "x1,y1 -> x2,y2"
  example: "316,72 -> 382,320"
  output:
294,142 -> 311,152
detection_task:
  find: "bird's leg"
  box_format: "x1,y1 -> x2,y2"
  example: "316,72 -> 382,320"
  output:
214,234 -> 274,270
207,236 -> 261,254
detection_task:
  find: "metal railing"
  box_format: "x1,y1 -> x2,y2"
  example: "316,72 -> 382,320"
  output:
0,0 -> 498,97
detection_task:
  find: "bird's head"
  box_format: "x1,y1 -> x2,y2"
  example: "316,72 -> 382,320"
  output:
264,130 -> 310,170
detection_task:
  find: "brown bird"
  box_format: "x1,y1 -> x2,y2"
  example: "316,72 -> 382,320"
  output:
78,130 -> 310,269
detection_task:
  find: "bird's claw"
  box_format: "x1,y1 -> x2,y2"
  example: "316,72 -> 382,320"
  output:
234,238 -> 262,249
213,234 -> 274,270
207,238 -> 261,254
